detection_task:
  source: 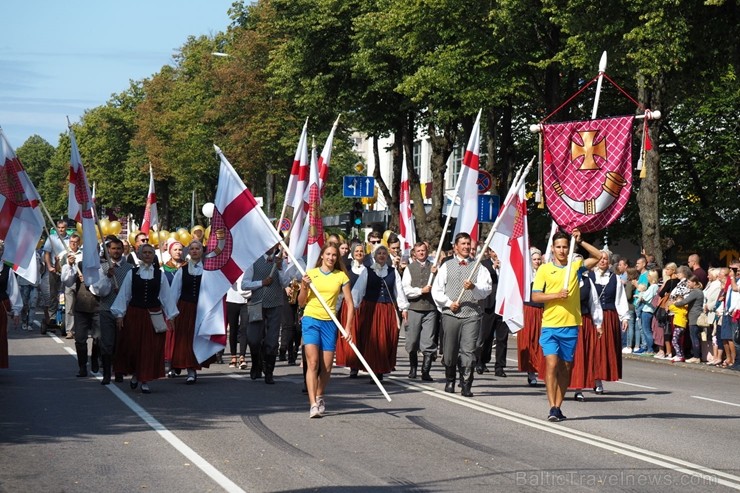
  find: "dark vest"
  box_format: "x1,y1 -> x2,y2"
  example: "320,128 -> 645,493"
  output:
590,271 -> 617,311
249,256 -> 283,309
365,267 -> 396,303
74,262 -> 100,313
478,259 -> 499,312
179,267 -> 202,303
0,267 -> 9,301
580,274 -> 591,316
406,260 -> 435,312
348,267 -> 361,288
100,260 -> 133,311
130,267 -> 162,309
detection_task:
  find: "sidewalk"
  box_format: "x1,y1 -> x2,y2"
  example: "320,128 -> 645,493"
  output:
623,351 -> 740,376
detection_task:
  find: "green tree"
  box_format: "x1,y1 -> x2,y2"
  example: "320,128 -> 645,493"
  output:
16,135 -> 55,193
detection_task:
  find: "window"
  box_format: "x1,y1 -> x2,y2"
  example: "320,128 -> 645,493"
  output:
412,140 -> 422,177
448,145 -> 463,188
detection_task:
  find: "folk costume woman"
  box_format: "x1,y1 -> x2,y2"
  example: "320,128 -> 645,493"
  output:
336,243 -> 367,377
112,244 -> 177,394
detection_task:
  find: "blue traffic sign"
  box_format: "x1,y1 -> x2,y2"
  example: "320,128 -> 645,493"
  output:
478,194 -> 500,223
343,175 -> 375,198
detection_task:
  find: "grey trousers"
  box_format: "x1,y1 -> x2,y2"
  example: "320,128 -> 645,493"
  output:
405,310 -> 438,355
65,287 -> 76,334
441,313 -> 481,369
98,310 -> 117,356
247,306 -> 282,356
73,310 -> 100,346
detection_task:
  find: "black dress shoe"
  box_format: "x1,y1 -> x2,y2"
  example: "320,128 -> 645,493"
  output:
76,369 -> 88,378
475,365 -> 485,375
130,378 -> 138,390
494,369 -> 507,378
185,375 -> 197,385
114,373 -> 124,383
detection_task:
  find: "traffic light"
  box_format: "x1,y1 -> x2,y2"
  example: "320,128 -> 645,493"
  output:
349,201 -> 364,229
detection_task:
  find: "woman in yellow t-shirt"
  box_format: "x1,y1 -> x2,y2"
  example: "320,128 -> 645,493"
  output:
297,244 -> 354,419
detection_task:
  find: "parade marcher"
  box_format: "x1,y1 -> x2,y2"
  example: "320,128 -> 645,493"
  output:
168,240 -> 207,384
61,243 -> 107,378
0,242 -> 23,369
18,249 -> 43,331
568,263 -> 603,402
241,244 -> 294,384
97,236 -> 133,385
530,229 -> 600,422
589,250 -> 630,394
520,248 -> 544,386
477,248 -> 508,378
162,239 -> 186,284
127,232 -> 160,268
402,241 -> 438,381
431,233 -> 492,397
336,243 -> 367,377
359,245 -> 409,380
60,234 -> 83,340
279,251 -> 306,367
226,274 -> 250,369
41,219 -> 69,334
298,243 -> 354,418
111,243 -> 176,394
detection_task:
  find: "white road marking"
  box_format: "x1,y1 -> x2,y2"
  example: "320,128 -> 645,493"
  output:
58,344 -> 249,492
611,380 -> 657,390
692,395 -> 740,408
387,376 -> 740,490
48,333 -> 64,344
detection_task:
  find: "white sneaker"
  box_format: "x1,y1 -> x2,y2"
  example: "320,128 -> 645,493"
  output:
686,357 -> 700,363
309,404 -> 322,419
622,347 -> 633,354
654,351 -> 665,359
316,396 -> 325,415
662,354 -> 674,360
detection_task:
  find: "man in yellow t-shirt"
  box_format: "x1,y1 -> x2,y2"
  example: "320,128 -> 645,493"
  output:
531,229 -> 601,422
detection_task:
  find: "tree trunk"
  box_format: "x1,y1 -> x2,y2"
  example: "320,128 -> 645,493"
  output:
636,73 -> 664,266
426,120 -> 458,250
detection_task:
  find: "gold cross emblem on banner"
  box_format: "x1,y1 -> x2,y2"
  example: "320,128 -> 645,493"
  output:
571,130 -> 607,170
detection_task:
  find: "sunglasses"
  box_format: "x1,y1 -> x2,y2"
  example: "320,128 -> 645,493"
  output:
369,240 -> 381,244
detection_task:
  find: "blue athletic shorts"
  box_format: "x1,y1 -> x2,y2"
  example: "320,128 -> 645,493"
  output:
539,326 -> 579,362
302,316 -> 338,352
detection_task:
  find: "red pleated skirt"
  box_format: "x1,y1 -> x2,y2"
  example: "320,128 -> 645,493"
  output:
113,306 -> 166,382
170,300 -> 202,370
0,299 -> 9,368
592,309 -> 622,381
335,300 -> 361,368
652,316 -> 665,347
568,315 -> 598,389
518,305 -> 543,373
358,300 -> 398,374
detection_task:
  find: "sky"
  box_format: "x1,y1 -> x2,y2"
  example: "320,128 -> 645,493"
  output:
0,0 -> 235,148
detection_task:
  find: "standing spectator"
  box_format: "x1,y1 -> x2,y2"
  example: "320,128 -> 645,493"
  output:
716,265 -> 738,368
704,268 -> 723,364
634,270 -> 660,355
673,276 -> 705,363
688,254 -> 708,287
432,233 -> 491,397
622,267 -> 640,353
654,263 -> 680,359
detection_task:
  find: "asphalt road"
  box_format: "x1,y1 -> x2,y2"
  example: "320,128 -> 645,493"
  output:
2,323 -> 739,493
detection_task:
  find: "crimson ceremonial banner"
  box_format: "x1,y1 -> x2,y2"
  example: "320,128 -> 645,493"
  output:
542,115 -> 634,233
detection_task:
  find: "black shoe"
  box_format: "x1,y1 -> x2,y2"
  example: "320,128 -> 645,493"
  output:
167,370 -> 178,378
494,369 -> 507,378
215,353 -> 224,364
278,351 -> 287,362
574,392 -> 585,402
76,368 -> 88,378
556,408 -> 567,421
114,373 -> 124,383
264,373 -> 275,385
348,369 -> 358,379
90,359 -> 99,374
444,380 -> 455,393
547,407 -> 560,422
475,364 -> 485,375
130,377 -> 138,390
101,375 -> 111,385
185,375 -> 197,385
420,372 -> 433,382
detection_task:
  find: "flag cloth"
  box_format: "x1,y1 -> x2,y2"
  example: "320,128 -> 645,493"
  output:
453,109 -> 482,242
194,146 -> 282,363
318,115 -> 340,198
68,127 -> 100,286
542,115 -> 634,233
0,128 -> 45,283
287,132 -> 309,260
280,118 -> 308,226
493,184 -> 532,333
304,145 -> 324,268
141,165 -> 158,235
398,151 -> 416,252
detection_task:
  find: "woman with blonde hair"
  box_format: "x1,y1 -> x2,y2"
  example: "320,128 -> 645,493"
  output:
519,247 -> 544,386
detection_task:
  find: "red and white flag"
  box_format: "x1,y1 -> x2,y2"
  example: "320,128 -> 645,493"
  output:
304,144 -> 324,268
287,133 -> 309,259
280,118 -> 308,225
0,128 -> 45,284
542,115 -> 634,233
398,151 -> 416,252
453,109 -> 482,242
194,146 -> 283,363
68,127 -> 100,286
318,115 -> 340,198
141,165 -> 158,235
493,184 -> 532,333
